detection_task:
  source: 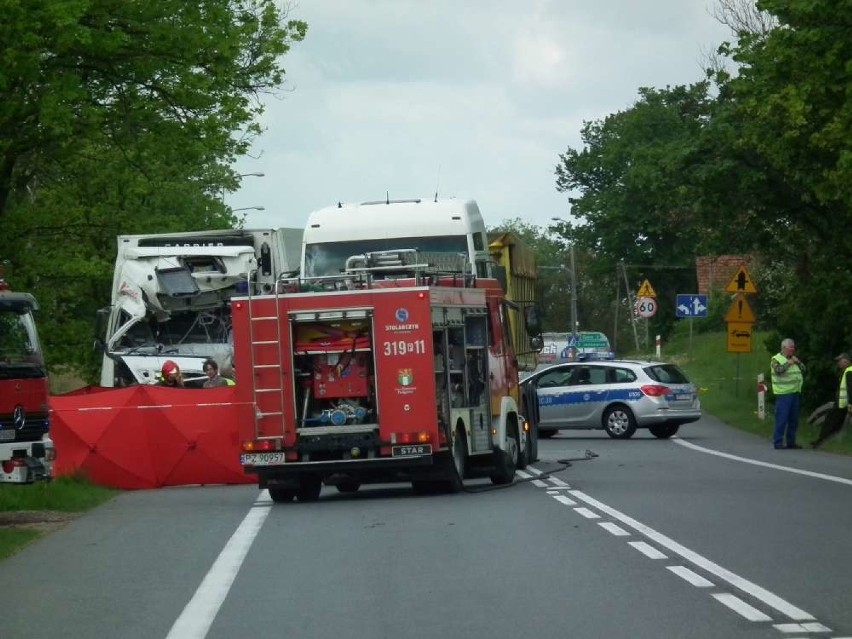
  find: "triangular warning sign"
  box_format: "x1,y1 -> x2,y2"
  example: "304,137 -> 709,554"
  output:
724,266 -> 757,294
724,294 -> 756,323
636,279 -> 657,298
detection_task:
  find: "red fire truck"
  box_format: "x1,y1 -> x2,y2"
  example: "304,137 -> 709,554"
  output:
234,249 -> 542,501
0,271 -> 53,483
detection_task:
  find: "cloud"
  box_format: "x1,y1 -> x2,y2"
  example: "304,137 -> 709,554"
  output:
231,0 -> 731,231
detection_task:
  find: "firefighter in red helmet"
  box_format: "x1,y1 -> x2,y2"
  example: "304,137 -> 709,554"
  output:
157,359 -> 184,387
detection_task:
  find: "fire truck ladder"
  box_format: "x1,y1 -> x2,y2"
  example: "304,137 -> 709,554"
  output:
246,274 -> 287,435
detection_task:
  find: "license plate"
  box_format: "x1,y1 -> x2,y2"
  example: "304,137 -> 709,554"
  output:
240,452 -> 286,466
674,393 -> 693,401
0,430 -> 15,441
392,444 -> 432,457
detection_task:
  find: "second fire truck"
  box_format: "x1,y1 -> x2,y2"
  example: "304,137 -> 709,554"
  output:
235,248 -> 542,501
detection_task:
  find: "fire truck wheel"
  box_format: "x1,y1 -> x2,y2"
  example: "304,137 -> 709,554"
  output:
518,427 -> 531,470
447,428 -> 467,493
490,425 -> 519,485
296,475 -> 323,502
268,487 -> 296,503
336,482 -> 361,493
603,405 -> 637,439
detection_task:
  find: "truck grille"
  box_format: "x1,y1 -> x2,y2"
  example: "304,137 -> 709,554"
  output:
0,412 -> 49,443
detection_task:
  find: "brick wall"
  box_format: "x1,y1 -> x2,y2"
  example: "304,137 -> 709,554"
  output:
695,255 -> 752,295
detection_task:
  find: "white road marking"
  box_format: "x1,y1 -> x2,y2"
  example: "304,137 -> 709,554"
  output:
712,593 -> 772,622
629,541 -> 668,560
667,565 -> 714,588
673,438 -> 852,486
531,479 -> 550,488
553,495 -> 577,506
598,522 -> 629,537
167,492 -> 272,639
569,489 -> 814,622
774,622 -> 832,633
574,507 -> 600,519
548,476 -> 571,487
515,470 -> 533,480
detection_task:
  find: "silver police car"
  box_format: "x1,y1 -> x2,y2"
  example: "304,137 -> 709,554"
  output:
519,360 -> 701,439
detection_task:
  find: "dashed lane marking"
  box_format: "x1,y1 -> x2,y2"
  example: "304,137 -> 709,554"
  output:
629,541 -> 668,560
667,565 -> 715,588
598,522 -> 629,536
574,507 -> 600,519
712,593 -> 773,622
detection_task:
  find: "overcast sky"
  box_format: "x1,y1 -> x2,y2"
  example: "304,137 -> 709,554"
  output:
230,0 -> 733,231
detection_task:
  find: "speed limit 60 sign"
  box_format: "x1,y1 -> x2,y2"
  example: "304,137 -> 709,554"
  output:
635,296 -> 658,318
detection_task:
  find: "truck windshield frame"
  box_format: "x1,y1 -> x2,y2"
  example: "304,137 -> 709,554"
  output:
0,308 -> 45,370
304,236 -> 469,278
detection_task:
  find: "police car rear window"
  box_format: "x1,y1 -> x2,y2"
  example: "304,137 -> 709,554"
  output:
644,364 -> 690,384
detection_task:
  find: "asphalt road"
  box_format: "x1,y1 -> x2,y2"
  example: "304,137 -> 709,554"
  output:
1,414 -> 850,639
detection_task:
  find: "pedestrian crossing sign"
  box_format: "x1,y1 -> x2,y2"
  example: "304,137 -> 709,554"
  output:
636,279 -> 657,298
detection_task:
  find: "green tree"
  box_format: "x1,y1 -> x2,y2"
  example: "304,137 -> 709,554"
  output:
554,84 -> 717,340
0,0 -> 306,376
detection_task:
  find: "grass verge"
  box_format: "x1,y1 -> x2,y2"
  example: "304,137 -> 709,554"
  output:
0,474 -> 118,561
628,328 -> 851,454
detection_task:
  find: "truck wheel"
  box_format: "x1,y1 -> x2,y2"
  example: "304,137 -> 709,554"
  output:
649,424 -> 679,439
268,487 -> 296,503
603,405 -> 637,439
490,425 -> 519,485
447,428 -> 467,493
296,475 -> 323,502
336,482 -> 361,493
538,430 -> 557,439
518,425 -> 531,470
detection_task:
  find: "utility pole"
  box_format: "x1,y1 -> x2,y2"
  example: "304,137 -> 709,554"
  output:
550,217 -> 579,340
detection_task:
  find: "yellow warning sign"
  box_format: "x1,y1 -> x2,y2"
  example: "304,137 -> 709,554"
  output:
724,294 -> 756,323
724,266 -> 758,294
636,279 -> 657,298
727,322 -> 753,353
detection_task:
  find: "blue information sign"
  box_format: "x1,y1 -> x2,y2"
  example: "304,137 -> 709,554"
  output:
676,294 -> 708,318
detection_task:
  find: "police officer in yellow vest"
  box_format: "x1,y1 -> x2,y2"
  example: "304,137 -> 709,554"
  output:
770,338 -> 806,449
811,352 -> 852,449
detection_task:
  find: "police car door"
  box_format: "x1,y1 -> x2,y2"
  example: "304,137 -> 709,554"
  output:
570,364 -> 609,426
533,364 -> 575,428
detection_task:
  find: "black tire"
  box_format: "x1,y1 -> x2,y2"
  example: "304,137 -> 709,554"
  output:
296,475 -> 323,502
649,423 -> 680,439
490,424 -> 519,485
521,400 -> 539,463
603,405 -> 637,439
268,487 -> 296,503
538,429 -> 558,439
447,427 -> 467,493
336,482 -> 361,493
518,423 -> 531,470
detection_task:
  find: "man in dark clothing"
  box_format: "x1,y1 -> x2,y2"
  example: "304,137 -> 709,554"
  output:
811,352 -> 852,449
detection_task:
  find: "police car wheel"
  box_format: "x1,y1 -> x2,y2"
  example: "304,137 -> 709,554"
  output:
649,424 -> 679,439
336,482 -> 361,493
603,405 -> 637,439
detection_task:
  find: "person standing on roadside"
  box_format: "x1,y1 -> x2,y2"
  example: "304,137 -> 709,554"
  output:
811,352 -> 852,449
770,338 -> 806,449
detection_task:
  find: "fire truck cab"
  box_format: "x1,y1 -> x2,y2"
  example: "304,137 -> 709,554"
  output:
235,249 -> 542,501
0,272 -> 53,483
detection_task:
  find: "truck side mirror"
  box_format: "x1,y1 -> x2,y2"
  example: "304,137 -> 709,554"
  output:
529,335 -> 544,352
523,305 -> 542,337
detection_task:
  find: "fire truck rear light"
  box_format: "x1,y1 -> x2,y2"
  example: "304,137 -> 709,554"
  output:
417,432 -> 431,443
243,440 -> 278,452
640,384 -> 671,397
